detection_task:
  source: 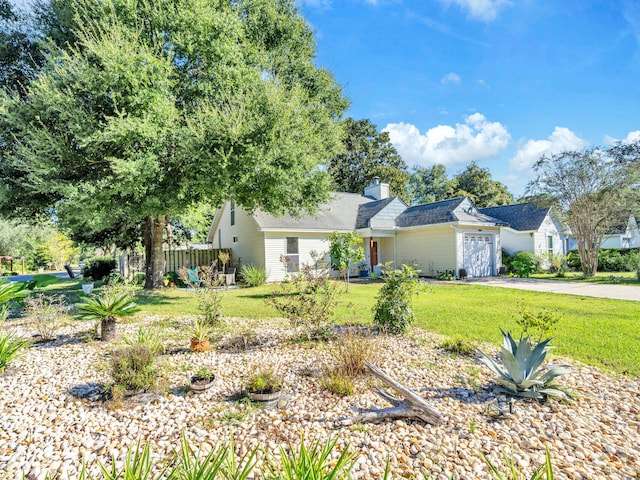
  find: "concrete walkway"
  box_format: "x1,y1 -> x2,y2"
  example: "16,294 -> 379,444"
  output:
463,276 -> 640,301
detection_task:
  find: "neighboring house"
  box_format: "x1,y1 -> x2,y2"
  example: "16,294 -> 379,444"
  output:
480,203 -> 566,261
208,179 -> 506,282
600,215 -> 640,249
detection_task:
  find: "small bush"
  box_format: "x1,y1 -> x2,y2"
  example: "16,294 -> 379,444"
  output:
441,337 -> 476,356
240,264 -> 267,287
516,306 -> 561,342
0,331 -> 32,372
330,329 -> 376,377
246,368 -> 282,394
83,256 -> 117,281
435,269 -> 455,281
123,326 -> 166,355
321,369 -> 355,396
510,251 -> 539,277
131,272 -> 146,286
111,345 -> 157,391
23,294 -> 71,341
373,263 -> 422,334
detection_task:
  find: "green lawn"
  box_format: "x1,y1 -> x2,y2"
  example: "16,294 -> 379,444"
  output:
531,271 -> 640,285
39,278 -> 639,377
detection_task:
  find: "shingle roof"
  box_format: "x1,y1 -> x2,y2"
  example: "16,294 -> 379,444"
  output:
355,197 -> 397,229
479,203 -> 550,231
396,197 -> 504,228
252,192 -> 373,231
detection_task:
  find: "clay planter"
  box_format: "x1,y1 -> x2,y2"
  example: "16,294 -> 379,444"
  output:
190,374 -> 215,394
190,339 -> 211,353
247,389 -> 282,403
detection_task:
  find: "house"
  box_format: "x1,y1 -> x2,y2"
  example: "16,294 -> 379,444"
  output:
479,203 -> 566,259
600,215 -> 640,249
208,179 -> 506,281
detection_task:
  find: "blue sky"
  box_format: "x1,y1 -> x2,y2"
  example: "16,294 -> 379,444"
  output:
297,0 -> 640,197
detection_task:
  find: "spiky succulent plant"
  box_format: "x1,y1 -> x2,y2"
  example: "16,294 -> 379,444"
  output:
478,330 -> 572,400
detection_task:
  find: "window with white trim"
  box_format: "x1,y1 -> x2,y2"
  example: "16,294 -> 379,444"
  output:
285,237 -> 299,273
230,201 -> 235,226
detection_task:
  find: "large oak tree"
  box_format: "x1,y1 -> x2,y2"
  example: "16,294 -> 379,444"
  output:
0,0 -> 348,288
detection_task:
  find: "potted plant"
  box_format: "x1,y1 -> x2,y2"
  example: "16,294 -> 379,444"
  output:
186,318 -> 215,353
75,291 -> 139,342
190,366 -> 216,393
245,368 -> 283,402
81,276 -> 94,294
358,260 -> 369,278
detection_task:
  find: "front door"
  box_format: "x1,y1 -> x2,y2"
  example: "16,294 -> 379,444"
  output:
370,240 -> 378,270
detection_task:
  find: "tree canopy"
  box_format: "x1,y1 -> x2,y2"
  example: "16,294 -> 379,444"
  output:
0,0 -> 348,288
407,162 -> 513,207
329,118 -> 409,200
527,145 -> 638,276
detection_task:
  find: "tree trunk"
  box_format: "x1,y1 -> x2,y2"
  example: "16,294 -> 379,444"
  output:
144,215 -> 166,289
101,317 -> 117,342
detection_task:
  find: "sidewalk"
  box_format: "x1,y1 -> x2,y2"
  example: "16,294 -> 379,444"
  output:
463,277 -> 640,301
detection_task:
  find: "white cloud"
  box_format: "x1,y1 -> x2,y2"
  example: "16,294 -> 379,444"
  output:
509,127 -> 589,172
443,0 -> 510,22
383,113 -> 511,168
441,72 -> 461,85
605,130 -> 640,145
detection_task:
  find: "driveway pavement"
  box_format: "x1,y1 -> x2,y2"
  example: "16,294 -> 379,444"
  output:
3,271 -> 81,283
463,277 -> 640,301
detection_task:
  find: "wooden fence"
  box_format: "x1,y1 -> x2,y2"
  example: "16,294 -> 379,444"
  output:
119,248 -> 233,277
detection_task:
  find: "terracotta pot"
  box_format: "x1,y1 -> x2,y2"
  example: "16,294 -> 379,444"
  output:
190,339 -> 211,353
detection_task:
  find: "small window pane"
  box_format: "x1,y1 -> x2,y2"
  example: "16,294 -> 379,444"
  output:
286,237 -> 299,254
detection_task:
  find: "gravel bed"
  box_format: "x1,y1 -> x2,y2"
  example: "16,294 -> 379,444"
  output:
1,316 -> 639,480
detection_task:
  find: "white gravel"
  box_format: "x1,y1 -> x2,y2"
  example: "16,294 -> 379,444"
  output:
1,316 -> 639,480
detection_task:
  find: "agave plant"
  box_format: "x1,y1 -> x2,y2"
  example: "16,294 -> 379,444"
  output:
75,291 -> 139,342
477,330 -> 572,399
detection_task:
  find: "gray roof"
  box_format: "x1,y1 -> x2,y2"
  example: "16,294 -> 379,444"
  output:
356,197 -> 397,229
252,192 -> 372,231
479,203 -> 550,231
396,197 -> 505,228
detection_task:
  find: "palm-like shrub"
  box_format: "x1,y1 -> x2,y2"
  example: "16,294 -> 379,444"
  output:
75,291 -> 139,341
478,330 -> 571,399
240,264 -> 267,287
0,331 -> 32,372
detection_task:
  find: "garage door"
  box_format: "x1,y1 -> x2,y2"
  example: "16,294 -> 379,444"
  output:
463,234 -> 494,277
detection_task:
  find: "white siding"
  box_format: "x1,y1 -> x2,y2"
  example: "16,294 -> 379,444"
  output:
396,226 -> 456,275
264,233 -> 331,282
500,229 -> 534,255
212,205 -> 264,269
533,213 -> 564,257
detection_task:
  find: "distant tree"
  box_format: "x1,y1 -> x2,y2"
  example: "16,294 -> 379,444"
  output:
528,147 -> 634,276
327,232 -> 364,292
0,0 -> 348,289
407,164 -> 456,205
452,163 -> 514,208
329,118 -> 409,200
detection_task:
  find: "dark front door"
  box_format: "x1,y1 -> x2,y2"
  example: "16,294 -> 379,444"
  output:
370,240 -> 378,270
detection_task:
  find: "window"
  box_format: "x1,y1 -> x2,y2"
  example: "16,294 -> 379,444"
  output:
547,235 -> 553,254
285,237 -> 299,273
230,201 -> 235,226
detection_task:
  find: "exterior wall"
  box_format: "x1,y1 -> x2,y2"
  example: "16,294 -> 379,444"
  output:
212,205 -> 264,269
395,225 -> 455,275
532,214 -> 564,257
601,235 -> 622,249
264,233 -> 331,282
500,229 -> 534,254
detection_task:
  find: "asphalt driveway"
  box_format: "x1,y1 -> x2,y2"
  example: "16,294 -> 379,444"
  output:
464,277 -> 640,301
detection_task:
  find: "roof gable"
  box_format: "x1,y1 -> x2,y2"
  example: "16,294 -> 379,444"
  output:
356,197 -> 407,229
395,197 -> 503,228
479,203 -> 551,231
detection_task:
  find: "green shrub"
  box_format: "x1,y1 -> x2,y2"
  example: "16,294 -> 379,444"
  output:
516,306 -> 560,342
565,249 -> 581,270
240,264 -> 267,287
441,337 -> 476,356
83,256 -> 117,281
329,329 -> 376,377
373,264 -> 422,334
123,326 -> 166,355
246,368 -> 282,394
510,251 -> 539,277
321,369 -> 355,396
111,345 -> 158,391
0,331 -> 32,372
434,269 -> 455,281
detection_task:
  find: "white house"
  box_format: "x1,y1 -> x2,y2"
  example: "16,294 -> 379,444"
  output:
479,203 -> 566,260
600,215 -> 640,249
208,179 -> 507,281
